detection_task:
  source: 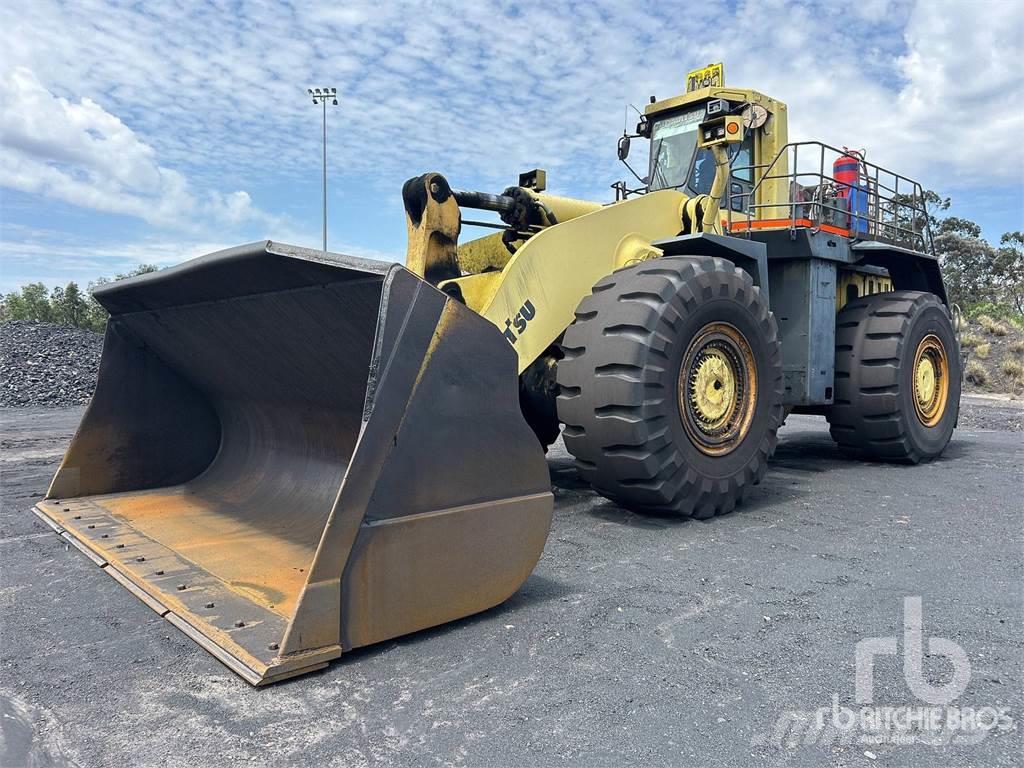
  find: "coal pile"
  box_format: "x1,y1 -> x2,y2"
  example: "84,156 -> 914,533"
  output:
1,321 -> 103,407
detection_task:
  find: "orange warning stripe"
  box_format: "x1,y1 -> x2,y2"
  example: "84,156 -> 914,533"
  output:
724,218 -> 851,237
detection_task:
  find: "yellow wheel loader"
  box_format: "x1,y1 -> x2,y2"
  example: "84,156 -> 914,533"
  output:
35,70 -> 960,684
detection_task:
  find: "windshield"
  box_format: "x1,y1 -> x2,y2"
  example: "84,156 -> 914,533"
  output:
649,107 -> 755,195
649,107 -> 704,191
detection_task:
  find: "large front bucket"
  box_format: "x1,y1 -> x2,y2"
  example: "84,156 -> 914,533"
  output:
34,242 -> 552,685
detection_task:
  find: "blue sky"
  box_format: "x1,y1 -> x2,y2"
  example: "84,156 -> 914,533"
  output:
1,0 -> 1022,293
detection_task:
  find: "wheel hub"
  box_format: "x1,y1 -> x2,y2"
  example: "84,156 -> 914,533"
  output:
912,334 -> 948,427
690,350 -> 737,428
679,323 -> 757,456
915,357 -> 936,405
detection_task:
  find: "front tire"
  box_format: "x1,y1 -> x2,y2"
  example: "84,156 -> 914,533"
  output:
556,256 -> 783,518
827,290 -> 960,462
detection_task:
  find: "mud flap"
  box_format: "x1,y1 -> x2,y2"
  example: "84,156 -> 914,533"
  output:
34,241 -> 553,685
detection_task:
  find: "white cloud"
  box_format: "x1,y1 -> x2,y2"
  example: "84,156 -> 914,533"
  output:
208,190 -> 258,226
0,67 -> 193,224
0,66 -> 283,232
895,0 -> 1024,182
4,0 -> 1021,195
707,0 -> 1024,187
0,0 -> 1020,284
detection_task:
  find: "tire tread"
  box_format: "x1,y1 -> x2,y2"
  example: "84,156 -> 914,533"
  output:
557,256 -> 783,516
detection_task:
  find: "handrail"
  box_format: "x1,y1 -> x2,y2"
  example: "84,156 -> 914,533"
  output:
728,141 -> 934,255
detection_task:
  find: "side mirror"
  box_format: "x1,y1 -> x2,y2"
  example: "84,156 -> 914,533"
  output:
617,134 -> 631,161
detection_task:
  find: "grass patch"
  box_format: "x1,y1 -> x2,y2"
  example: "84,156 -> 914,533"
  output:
970,313 -> 995,331
965,360 -> 988,385
1009,340 -> 1024,356
965,302 -> 1024,330
974,343 -> 991,360
977,314 -> 1011,336
1001,358 -> 1024,380
977,314 -> 999,333
960,332 -> 984,349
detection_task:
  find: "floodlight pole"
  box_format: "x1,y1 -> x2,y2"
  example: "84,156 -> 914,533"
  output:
322,98 -> 327,252
308,87 -> 338,252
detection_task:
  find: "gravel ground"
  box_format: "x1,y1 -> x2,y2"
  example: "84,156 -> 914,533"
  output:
0,322 -> 102,407
958,395 -> 1024,431
1,406 -> 1021,768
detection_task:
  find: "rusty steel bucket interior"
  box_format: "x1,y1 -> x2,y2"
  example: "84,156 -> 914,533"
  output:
34,242 -> 553,685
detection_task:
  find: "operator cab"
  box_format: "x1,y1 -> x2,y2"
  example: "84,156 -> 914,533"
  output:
627,66 -> 790,222
647,104 -> 754,210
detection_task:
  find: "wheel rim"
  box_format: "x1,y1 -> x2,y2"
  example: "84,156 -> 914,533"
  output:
679,322 -> 757,456
912,334 -> 949,427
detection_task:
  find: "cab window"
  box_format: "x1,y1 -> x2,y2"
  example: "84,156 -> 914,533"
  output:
649,107 -> 755,195
689,138 -> 755,195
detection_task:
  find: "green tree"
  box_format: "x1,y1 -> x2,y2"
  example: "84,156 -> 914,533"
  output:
937,216 -> 982,238
921,191 -> 1021,318
935,230 -> 996,308
1,264 -> 162,331
1,282 -> 55,323
51,282 -> 90,327
994,232 -> 1024,314
922,189 -> 951,225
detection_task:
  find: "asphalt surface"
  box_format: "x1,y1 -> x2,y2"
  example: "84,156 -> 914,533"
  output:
1,404 -> 1021,768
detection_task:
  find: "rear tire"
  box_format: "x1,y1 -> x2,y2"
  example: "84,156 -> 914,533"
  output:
556,256 -> 783,517
827,290 -> 960,462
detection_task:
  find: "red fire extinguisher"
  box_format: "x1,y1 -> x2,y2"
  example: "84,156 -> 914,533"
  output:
833,147 -> 864,196
833,147 -> 869,233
